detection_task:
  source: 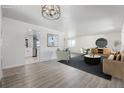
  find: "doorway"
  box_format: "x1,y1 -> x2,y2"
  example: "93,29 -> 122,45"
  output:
25,29 -> 41,64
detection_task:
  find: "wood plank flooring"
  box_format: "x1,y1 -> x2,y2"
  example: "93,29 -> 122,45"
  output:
0,60 -> 124,88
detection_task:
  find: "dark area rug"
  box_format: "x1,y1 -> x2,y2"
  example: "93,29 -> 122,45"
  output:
58,56 -> 111,80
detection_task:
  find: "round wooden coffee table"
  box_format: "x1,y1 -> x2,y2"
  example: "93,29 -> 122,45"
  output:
84,55 -> 101,65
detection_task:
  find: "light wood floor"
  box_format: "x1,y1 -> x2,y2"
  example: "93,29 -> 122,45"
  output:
0,60 -> 124,88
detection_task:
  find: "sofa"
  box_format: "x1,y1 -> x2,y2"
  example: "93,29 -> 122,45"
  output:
103,52 -> 124,80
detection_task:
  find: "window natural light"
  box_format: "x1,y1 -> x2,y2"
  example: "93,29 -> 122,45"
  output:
67,39 -> 76,47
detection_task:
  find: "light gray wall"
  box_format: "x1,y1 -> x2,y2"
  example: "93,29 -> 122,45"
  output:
121,25 -> 124,51
0,6 -> 2,80
2,17 -> 25,69
2,17 -> 64,69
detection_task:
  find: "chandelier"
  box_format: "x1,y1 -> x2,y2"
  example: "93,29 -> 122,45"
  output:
41,5 -> 61,20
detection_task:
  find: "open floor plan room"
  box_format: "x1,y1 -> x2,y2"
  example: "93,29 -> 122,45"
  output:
0,5 -> 124,88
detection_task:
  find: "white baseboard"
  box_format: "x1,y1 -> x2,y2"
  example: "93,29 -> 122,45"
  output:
40,57 -> 56,62
2,63 -> 25,70
2,57 -> 57,70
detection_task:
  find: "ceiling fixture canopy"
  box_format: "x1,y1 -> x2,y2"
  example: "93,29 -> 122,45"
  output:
41,5 -> 61,20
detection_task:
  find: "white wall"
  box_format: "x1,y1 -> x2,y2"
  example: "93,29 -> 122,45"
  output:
105,32 -> 121,51
121,25 -> 124,51
0,6 -> 3,80
67,32 -> 121,53
2,17 -> 64,69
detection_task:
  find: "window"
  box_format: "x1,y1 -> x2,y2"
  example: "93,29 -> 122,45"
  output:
67,40 -> 76,47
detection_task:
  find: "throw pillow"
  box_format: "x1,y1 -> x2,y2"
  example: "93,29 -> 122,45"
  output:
108,55 -> 114,61
121,53 -> 124,62
116,54 -> 121,61
113,51 -> 120,60
113,53 -> 117,60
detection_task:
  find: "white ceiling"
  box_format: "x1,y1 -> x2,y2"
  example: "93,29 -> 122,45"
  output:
2,5 -> 124,38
